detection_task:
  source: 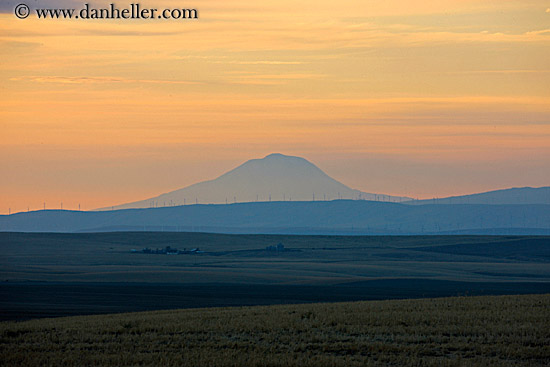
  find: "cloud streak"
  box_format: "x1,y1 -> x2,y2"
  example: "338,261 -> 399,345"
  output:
10,75 -> 202,85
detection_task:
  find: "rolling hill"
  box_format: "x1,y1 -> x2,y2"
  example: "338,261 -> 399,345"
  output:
406,186 -> 550,205
1,200 -> 548,234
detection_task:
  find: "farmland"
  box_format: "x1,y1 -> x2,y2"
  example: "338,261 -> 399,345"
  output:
1,294 -> 549,366
1,232 -> 549,320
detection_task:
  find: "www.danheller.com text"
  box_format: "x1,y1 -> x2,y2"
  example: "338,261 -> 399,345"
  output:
15,3 -> 199,20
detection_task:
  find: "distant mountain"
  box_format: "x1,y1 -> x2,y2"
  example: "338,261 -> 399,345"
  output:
406,187 -> 550,205
100,153 -> 410,210
2,201 -> 549,235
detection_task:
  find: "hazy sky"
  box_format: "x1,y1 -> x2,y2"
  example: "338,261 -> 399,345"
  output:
1,0 -> 549,213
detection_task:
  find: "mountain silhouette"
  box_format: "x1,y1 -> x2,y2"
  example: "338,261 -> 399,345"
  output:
407,187 -> 550,205
100,153 -> 410,210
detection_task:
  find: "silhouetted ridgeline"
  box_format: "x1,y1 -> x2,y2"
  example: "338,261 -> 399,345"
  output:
1,200 -> 549,234
406,186 -> 550,205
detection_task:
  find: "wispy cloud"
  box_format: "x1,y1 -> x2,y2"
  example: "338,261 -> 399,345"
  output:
225,61 -> 305,65
235,73 -> 324,80
442,70 -> 550,75
222,72 -> 325,85
10,76 -> 202,85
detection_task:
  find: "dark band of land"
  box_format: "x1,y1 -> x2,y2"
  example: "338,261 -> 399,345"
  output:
1,280 -> 549,321
1,232 -> 549,321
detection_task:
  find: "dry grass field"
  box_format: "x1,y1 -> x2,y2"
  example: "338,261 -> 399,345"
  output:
1,294 -> 549,367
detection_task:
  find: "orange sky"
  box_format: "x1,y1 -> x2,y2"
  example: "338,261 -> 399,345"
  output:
1,0 -> 549,213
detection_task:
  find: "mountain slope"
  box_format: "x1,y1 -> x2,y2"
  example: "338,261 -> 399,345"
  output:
406,187 -> 550,205
102,153 -> 409,210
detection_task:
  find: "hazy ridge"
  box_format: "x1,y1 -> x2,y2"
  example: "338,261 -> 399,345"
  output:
407,186 -> 550,205
1,200 -> 548,234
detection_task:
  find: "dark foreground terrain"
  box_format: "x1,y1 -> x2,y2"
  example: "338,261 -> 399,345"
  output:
1,294 -> 549,366
1,233 -> 549,320
3,280 -> 549,321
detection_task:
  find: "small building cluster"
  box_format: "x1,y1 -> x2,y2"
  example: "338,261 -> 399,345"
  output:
266,243 -> 285,252
131,246 -> 201,255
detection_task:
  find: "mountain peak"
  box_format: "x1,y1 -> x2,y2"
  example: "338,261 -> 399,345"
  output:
263,153 -> 287,159
258,153 -> 307,163
102,153 -> 409,210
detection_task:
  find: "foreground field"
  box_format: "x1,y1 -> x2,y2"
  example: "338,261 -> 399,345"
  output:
1,233 -> 549,320
1,294 -> 549,366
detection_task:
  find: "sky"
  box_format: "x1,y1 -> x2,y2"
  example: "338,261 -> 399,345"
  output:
1,0 -> 549,213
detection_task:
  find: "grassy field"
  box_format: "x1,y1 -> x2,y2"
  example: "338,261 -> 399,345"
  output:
1,232 -> 549,320
2,233 -> 549,285
1,294 -> 549,366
